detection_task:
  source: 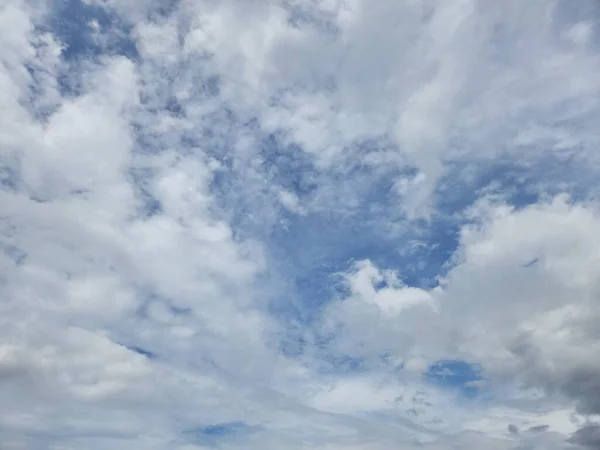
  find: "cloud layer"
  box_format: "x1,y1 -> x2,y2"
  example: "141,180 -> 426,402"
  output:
1,0 -> 600,448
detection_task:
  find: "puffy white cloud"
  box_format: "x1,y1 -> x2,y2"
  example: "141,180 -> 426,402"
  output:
320,196 -> 600,444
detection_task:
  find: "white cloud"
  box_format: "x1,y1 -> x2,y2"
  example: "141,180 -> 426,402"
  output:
2,0 -> 600,448
319,196 -> 600,443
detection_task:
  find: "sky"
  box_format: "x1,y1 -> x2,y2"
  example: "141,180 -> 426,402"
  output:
1,0 -> 600,448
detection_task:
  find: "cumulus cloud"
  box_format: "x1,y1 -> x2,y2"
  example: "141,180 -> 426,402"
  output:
316,196 -> 600,446
1,0 -> 600,448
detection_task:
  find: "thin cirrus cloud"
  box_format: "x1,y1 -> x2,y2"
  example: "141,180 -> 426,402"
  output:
1,0 -> 600,449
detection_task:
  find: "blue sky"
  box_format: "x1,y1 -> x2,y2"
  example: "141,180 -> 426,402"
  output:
1,0 -> 600,449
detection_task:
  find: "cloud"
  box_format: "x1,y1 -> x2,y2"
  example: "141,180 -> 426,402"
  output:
316,195 -> 600,444
444,197 -> 600,416
2,0 -> 600,448
568,424 -> 600,450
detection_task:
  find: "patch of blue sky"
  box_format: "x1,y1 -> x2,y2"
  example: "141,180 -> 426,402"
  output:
425,360 -> 486,399
441,153 -> 600,213
46,0 -> 138,62
277,324 -> 369,374
183,422 -> 260,447
40,0 -> 138,99
309,343 -> 369,375
207,130 -> 320,248
125,345 -> 156,360
436,163 -> 536,216
257,134 -> 319,197
266,200 -> 458,326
